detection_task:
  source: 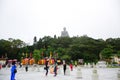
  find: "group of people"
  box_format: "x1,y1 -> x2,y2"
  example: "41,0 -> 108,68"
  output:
44,59 -> 59,76
10,59 -> 74,80
44,59 -> 73,77
10,61 -> 28,80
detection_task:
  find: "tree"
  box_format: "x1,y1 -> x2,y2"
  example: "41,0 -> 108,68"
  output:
117,51 -> 120,58
61,55 -> 71,62
8,38 -> 25,48
57,37 -> 72,48
106,38 -> 120,51
0,39 -> 11,58
42,36 -> 52,49
100,47 -> 113,60
33,49 -> 40,63
0,38 -> 26,60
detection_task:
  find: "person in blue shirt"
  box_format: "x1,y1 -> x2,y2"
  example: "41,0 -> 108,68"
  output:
10,61 -> 17,80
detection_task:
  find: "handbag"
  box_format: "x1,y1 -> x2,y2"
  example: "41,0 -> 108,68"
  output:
14,69 -> 17,73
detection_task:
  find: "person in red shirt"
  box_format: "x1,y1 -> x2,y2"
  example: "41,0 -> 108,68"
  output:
69,64 -> 73,71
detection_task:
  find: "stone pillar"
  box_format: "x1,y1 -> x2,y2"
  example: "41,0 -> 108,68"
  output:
117,69 -> 120,80
37,65 -> 40,72
92,68 -> 99,80
66,66 -> 70,75
84,63 -> 87,68
76,66 -> 82,79
88,63 -> 91,68
57,66 -> 61,74
92,63 -> 96,68
32,64 -> 35,71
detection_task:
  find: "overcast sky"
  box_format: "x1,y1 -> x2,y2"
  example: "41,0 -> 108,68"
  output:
0,0 -> 120,45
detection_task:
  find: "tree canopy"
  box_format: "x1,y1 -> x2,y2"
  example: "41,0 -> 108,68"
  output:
0,36 -> 120,63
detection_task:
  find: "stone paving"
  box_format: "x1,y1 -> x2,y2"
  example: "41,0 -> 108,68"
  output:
0,65 -> 119,80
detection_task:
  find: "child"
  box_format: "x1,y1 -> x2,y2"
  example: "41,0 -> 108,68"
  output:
50,66 -> 54,74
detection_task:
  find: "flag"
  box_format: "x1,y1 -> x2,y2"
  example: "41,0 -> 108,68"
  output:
30,53 -> 32,58
42,52 -> 44,57
26,53 -> 28,58
50,51 -> 52,57
22,53 -> 24,56
5,53 -> 7,57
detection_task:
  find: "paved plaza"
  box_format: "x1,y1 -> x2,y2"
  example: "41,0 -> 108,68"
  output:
0,65 -> 119,80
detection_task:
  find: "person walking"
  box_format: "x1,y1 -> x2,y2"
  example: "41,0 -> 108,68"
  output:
45,59 -> 49,76
69,63 -> 73,71
63,62 -> 66,75
50,66 -> 54,74
54,63 -> 58,76
10,61 -> 17,80
25,63 -> 28,72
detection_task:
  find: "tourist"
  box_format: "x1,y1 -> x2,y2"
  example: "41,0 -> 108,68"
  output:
25,63 -> 28,72
50,66 -> 54,74
19,62 -> 22,68
63,62 -> 66,75
54,63 -> 58,76
69,63 -> 73,71
10,61 -> 17,80
45,59 -> 49,76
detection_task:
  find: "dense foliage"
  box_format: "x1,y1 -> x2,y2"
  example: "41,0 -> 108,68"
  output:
0,36 -> 120,63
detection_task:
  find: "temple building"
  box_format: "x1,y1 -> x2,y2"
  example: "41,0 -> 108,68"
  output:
61,27 -> 69,37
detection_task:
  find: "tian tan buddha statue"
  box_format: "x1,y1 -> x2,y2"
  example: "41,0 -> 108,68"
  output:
61,27 -> 69,37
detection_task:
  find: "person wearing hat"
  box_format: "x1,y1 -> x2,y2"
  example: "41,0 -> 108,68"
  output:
10,61 -> 17,80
